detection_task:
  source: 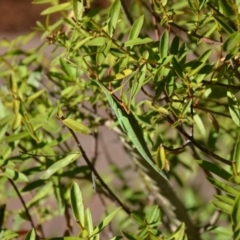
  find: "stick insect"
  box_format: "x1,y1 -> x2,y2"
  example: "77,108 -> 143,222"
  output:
93,79 -> 169,182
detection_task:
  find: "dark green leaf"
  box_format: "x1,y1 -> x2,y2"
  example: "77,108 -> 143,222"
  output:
196,160 -> 232,180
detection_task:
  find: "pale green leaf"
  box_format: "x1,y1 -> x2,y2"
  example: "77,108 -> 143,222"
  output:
70,182 -> 85,227
41,2 -> 71,15
41,153 -> 80,179
63,118 -> 91,134
227,91 -> 240,127
108,0 -> 121,37
124,38 -> 153,47
90,208 -> 121,237
128,15 -> 144,41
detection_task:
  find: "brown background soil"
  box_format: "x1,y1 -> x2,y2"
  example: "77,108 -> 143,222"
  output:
0,0 -> 110,32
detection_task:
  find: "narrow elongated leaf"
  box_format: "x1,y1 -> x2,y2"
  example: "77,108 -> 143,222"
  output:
194,113 -> 206,137
108,0 -> 121,37
233,133 -> 240,172
27,89 -> 45,102
223,32 -> 240,53
128,15 -> 144,41
93,80 -> 169,182
232,194 -> 240,233
227,91 -> 240,127
63,118 -> 91,134
90,208 -> 121,237
0,131 -> 30,143
170,35 -> 179,55
2,168 -> 29,182
196,160 -> 231,180
213,15 -> 235,34
124,38 -> 153,47
211,199 -> 232,214
41,2 -> 70,15
214,194 -> 235,206
159,30 -> 169,59
172,57 -> 184,79
86,37 -> 109,46
85,208 -> 94,236
70,182 -> 85,227
47,238 -> 83,240
207,177 -> 239,196
41,153 -> 80,179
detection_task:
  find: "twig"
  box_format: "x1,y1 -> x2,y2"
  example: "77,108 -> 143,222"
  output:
164,115 -> 231,165
59,115 -> 131,215
8,178 -> 39,239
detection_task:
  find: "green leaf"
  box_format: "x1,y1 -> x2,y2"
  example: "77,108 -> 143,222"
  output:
128,15 -> 144,42
214,194 -> 235,206
27,89 -> 45,103
108,0 -> 121,37
193,113 -> 206,137
232,133 -> 240,172
223,32 -> 240,53
90,208 -> 121,237
0,131 -> 30,143
86,37 -> 109,46
207,177 -> 239,196
72,0 -> 84,20
168,223 -> 185,240
211,199 -> 232,214
170,35 -> 179,55
70,182 -> 85,227
41,2 -> 71,15
171,57 -> 184,79
63,118 -> 91,134
145,205 -> 161,224
0,229 -> 18,240
47,238 -> 83,240
219,0 -> 235,16
213,15 -> 235,34
2,168 -> 29,182
85,208 -> 94,236
124,38 -> 153,47
159,30 -> 169,59
41,153 -> 80,179
227,91 -> 240,127
131,66 -> 147,102
24,229 -> 36,240
122,231 -> 142,240
195,160 -> 232,180
96,40 -> 112,66
22,180 -> 47,192
232,194 -> 240,233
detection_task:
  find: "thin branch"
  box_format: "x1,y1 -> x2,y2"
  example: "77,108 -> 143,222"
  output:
8,178 -> 39,239
164,115 -> 231,165
59,116 -> 131,215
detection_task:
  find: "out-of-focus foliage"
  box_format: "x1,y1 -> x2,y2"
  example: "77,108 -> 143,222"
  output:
1,0 -> 240,239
